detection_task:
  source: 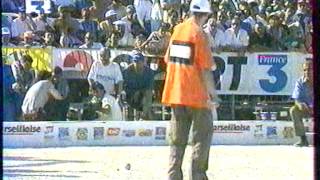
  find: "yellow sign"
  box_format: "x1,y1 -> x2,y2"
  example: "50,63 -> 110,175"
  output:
2,47 -> 52,72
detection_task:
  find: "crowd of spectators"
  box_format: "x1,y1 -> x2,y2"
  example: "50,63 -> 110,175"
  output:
2,0 -> 313,53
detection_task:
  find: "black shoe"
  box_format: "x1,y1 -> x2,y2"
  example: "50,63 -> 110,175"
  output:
294,141 -> 309,147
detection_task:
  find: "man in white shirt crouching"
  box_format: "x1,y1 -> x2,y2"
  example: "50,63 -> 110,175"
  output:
22,72 -> 64,121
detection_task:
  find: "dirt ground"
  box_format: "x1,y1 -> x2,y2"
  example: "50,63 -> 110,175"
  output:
3,146 -> 314,180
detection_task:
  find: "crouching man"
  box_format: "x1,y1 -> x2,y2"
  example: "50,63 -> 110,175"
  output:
84,81 -> 123,121
21,72 -> 64,121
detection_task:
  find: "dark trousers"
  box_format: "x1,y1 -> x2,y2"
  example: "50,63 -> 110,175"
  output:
45,99 -> 70,121
168,106 -> 213,180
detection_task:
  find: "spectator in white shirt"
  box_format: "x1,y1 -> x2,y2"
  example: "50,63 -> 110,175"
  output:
22,74 -> 64,121
33,10 -> 54,35
79,32 -> 103,49
11,7 -> 36,40
121,5 -> 137,45
87,47 -> 124,97
224,17 -> 249,53
204,16 -> 225,53
112,20 -> 135,48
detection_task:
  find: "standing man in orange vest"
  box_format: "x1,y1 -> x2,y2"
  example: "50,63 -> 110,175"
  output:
161,0 -> 218,179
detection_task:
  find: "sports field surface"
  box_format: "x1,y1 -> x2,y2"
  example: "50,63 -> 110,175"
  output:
3,146 -> 314,180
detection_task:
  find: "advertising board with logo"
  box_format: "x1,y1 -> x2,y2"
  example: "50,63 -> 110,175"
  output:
137,129 -> 153,137
3,121 -> 301,148
253,124 -> 264,138
211,52 -> 311,95
26,0 -> 52,14
58,127 -> 70,140
107,128 -> 121,136
3,125 -> 41,135
94,127 -> 104,140
44,126 -> 55,140
282,127 -> 294,139
213,124 -> 250,133
76,128 -> 88,140
266,126 -> 278,139
155,127 -> 166,140
122,130 -> 136,137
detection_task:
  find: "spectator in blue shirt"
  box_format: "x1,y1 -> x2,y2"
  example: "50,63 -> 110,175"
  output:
290,61 -> 313,147
123,51 -> 155,120
79,8 -> 99,41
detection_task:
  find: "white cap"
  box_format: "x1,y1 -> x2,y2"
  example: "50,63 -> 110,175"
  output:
190,0 -> 212,13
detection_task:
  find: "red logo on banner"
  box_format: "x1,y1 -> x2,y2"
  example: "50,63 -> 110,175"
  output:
63,51 -> 94,72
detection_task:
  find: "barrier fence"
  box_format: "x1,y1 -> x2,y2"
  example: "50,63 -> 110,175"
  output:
3,120 -> 313,148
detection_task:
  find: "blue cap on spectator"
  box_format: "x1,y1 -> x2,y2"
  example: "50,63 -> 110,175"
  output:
105,10 -> 117,18
130,51 -> 144,62
2,27 -> 10,35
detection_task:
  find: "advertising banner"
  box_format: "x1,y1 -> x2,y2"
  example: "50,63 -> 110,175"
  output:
3,120 -> 312,148
2,46 -> 312,95
212,52 -> 312,95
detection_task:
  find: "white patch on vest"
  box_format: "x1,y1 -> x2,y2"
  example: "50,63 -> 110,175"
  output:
169,44 -> 191,59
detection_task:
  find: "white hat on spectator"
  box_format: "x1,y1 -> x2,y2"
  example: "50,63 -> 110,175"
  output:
2,27 -> 10,35
190,0 -> 212,13
105,10 -> 117,18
